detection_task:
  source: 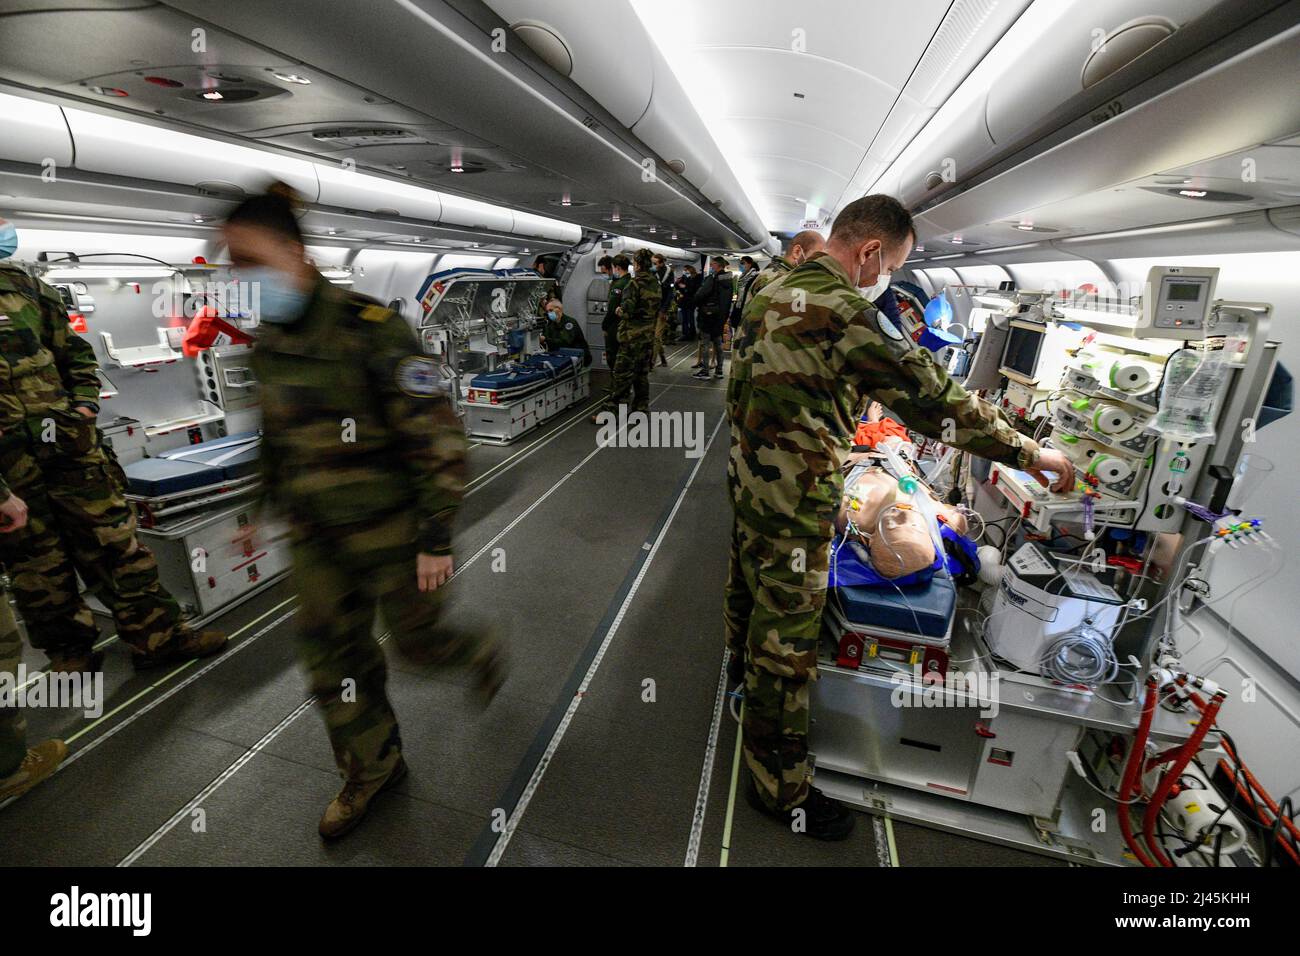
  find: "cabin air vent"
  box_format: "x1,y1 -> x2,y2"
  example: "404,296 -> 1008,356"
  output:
311,128 -> 429,147
666,159 -> 686,175
924,171 -> 946,191
1081,17 -> 1176,90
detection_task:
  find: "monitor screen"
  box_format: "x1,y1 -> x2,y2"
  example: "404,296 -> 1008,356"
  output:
1167,281 -> 1202,302
1001,324 -> 1044,379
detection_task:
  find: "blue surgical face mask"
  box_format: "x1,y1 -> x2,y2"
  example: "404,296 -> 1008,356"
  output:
546,310 -> 558,321
0,222 -> 18,260
241,267 -> 309,325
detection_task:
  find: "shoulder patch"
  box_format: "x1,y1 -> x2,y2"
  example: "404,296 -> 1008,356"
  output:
875,310 -> 905,341
395,356 -> 444,397
360,304 -> 391,323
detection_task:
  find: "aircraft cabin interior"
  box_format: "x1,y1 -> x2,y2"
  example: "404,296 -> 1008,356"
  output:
0,0 -> 1298,896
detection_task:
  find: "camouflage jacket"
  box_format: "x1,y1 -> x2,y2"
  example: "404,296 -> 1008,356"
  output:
727,251 -> 1039,538
617,272 -> 662,339
249,276 -> 465,555
0,264 -> 102,499
750,256 -> 792,300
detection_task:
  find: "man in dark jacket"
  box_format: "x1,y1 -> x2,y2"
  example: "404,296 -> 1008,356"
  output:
692,256 -> 732,380
676,265 -> 701,341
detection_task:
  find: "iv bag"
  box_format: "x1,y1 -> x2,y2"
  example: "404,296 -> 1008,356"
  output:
1152,336 -> 1241,442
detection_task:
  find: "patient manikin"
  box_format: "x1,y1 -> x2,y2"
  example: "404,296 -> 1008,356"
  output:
835,439 -> 968,579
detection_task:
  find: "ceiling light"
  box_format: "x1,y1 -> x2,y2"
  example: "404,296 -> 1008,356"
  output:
450,163 -> 465,173
1017,223 -> 1035,231
272,73 -> 312,85
88,86 -> 129,97
950,237 -> 964,245
1179,189 -> 1208,198
648,225 -> 656,234
201,90 -> 224,101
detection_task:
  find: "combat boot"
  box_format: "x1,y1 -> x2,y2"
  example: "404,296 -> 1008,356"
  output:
745,780 -> 855,841
0,739 -> 68,801
133,628 -> 228,670
319,757 -> 407,840
45,649 -> 104,674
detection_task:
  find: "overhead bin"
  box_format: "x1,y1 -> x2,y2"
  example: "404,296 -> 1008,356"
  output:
511,210 -> 582,243
0,91 -> 73,167
483,0 -> 765,246
62,107 -> 320,202
984,0 -> 1222,147
315,164 -> 443,223
484,0 -> 654,128
628,44 -> 716,191
437,191 -> 515,234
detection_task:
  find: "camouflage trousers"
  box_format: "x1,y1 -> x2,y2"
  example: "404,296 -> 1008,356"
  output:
601,322 -> 654,414
0,593 -> 25,778
722,517 -> 830,811
0,427 -> 183,660
289,514 -> 493,785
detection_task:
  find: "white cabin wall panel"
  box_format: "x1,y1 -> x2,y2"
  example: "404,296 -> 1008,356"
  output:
11,228 -> 209,264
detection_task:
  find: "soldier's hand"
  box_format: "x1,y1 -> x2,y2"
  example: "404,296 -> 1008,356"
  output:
0,494 -> 28,533
417,552 -> 454,592
74,406 -> 96,419
1026,449 -> 1075,494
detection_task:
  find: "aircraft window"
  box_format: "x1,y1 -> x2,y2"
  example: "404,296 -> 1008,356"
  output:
387,297 -> 407,316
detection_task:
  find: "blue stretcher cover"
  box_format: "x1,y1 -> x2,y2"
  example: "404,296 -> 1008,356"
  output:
829,537 -> 957,638
125,431 -> 260,497
468,350 -> 581,394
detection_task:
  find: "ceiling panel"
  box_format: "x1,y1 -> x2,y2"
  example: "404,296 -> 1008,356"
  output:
0,0 -> 759,247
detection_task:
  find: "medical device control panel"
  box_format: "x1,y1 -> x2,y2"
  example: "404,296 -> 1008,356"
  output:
1136,266 -> 1219,339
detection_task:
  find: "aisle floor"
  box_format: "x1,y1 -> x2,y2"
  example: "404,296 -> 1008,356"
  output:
0,346 -> 1064,867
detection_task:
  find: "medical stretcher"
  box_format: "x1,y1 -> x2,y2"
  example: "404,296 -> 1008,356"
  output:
121,432 -> 290,624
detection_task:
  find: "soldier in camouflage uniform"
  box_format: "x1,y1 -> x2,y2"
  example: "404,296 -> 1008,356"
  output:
0,585 -> 67,800
602,255 -> 631,372
595,249 -> 661,419
224,188 -> 504,840
745,229 -> 826,317
724,195 -> 1073,840
0,221 -> 226,673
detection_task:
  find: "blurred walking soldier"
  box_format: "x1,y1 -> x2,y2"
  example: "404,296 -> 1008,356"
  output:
594,248 -> 661,419
223,185 -> 505,841
0,217 -> 226,673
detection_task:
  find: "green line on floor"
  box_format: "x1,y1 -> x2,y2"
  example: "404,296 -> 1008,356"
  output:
720,699 -> 745,867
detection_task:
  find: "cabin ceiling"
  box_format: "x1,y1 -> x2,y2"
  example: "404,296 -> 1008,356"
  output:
0,0 -> 753,248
